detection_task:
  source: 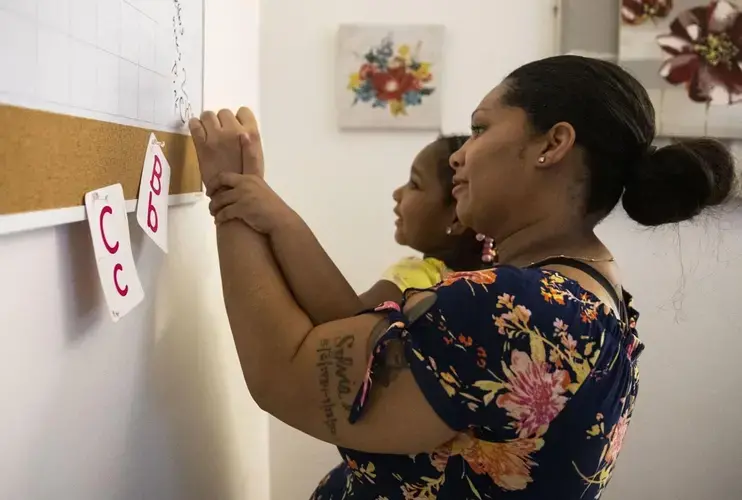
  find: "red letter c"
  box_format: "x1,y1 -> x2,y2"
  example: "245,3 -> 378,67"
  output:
113,263 -> 129,297
99,206 -> 119,254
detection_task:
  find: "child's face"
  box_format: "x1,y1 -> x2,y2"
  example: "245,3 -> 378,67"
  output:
392,142 -> 456,254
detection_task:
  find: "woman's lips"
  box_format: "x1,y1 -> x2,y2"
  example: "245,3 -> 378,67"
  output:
452,182 -> 467,197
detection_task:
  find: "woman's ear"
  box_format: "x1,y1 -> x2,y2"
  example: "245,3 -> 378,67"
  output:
536,121 -> 576,168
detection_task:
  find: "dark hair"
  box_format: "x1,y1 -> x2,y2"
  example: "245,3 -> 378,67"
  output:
433,134 -> 469,204
503,55 -> 737,227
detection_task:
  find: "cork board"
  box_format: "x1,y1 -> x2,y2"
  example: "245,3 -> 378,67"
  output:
0,103 -> 201,216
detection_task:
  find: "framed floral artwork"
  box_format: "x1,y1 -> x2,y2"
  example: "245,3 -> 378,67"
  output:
335,24 -> 444,130
618,0 -> 742,138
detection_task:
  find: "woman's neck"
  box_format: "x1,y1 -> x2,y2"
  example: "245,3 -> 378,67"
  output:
493,218 -> 606,268
425,245 -> 485,272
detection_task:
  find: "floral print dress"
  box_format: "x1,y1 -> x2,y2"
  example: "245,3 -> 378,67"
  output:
311,263 -> 643,500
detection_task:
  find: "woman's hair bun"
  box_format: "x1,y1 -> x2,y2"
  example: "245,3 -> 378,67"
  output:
622,138 -> 737,226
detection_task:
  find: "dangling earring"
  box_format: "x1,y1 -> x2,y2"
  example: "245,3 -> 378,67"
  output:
482,237 -> 496,263
445,226 -> 453,235
476,233 -> 496,264
538,156 -> 546,164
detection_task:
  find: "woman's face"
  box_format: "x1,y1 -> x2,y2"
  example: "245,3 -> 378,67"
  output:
392,142 -> 455,254
449,84 -> 547,239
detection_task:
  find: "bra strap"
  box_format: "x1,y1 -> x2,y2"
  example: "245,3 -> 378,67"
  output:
530,257 -> 627,324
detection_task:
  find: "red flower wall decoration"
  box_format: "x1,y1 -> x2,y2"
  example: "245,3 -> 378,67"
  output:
656,1 -> 742,104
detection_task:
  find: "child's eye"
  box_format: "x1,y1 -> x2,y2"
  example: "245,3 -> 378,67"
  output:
407,179 -> 419,190
471,125 -> 485,137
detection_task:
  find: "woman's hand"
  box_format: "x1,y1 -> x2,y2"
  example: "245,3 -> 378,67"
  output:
207,172 -> 299,234
188,107 -> 264,186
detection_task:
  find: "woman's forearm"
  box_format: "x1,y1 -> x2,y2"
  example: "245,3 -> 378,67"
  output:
269,216 -> 365,324
216,220 -> 314,393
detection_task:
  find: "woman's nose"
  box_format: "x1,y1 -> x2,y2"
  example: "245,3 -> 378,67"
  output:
449,148 -> 463,170
392,186 -> 402,202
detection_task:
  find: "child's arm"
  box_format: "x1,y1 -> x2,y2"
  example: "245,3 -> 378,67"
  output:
267,219 -> 451,321
268,215 -> 376,324
209,173 -> 406,324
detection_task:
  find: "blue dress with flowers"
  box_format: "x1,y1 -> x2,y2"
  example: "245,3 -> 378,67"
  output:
311,263 -> 643,500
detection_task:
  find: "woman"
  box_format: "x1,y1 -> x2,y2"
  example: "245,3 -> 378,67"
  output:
190,56 -> 736,499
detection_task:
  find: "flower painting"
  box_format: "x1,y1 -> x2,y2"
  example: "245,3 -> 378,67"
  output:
619,0 -> 742,138
348,37 -> 435,117
336,24 -> 443,130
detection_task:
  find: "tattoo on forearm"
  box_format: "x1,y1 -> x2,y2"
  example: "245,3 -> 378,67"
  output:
315,334 -> 358,435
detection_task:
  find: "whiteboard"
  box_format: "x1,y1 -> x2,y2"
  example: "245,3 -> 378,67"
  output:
0,0 -> 205,235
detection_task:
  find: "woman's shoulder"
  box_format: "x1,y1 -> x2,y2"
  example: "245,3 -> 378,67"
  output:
381,264 -> 640,438
432,265 -> 556,297
423,265 -> 628,332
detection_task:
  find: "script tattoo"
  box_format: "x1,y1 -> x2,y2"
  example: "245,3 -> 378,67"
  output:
333,335 -> 355,406
315,335 -> 357,436
316,338 -> 336,434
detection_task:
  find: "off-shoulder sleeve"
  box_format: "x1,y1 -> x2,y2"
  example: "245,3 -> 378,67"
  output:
349,267 -> 614,437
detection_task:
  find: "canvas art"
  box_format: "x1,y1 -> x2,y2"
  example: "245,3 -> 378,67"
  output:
619,0 -> 742,138
335,24 -> 444,130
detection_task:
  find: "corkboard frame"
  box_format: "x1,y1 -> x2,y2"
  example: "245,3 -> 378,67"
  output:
0,104 -> 203,236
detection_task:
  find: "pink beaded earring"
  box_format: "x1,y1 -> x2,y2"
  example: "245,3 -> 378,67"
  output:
476,233 -> 496,263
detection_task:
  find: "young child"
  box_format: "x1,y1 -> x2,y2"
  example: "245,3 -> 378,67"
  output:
359,135 -> 494,307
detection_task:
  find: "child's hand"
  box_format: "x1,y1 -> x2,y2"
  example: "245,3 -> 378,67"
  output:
189,107 -> 264,186
206,172 -> 298,235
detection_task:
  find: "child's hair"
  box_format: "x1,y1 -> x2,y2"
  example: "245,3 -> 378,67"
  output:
428,134 -> 490,270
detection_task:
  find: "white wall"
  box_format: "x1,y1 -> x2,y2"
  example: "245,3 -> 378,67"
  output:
258,2 -> 742,500
0,0 -> 268,499
597,211 -> 742,500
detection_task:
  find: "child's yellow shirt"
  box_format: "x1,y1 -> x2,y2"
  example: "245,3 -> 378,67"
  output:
380,256 -> 449,292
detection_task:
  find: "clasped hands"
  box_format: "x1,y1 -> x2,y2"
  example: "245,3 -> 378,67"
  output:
188,107 -> 297,234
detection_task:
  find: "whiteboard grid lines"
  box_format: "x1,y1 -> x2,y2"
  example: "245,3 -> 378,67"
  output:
0,0 -> 203,134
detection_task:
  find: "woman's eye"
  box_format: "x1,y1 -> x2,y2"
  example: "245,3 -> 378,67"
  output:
471,125 -> 485,137
407,180 -> 419,189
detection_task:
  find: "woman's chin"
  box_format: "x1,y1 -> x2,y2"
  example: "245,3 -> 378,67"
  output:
454,200 -> 473,228
394,227 -> 406,245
